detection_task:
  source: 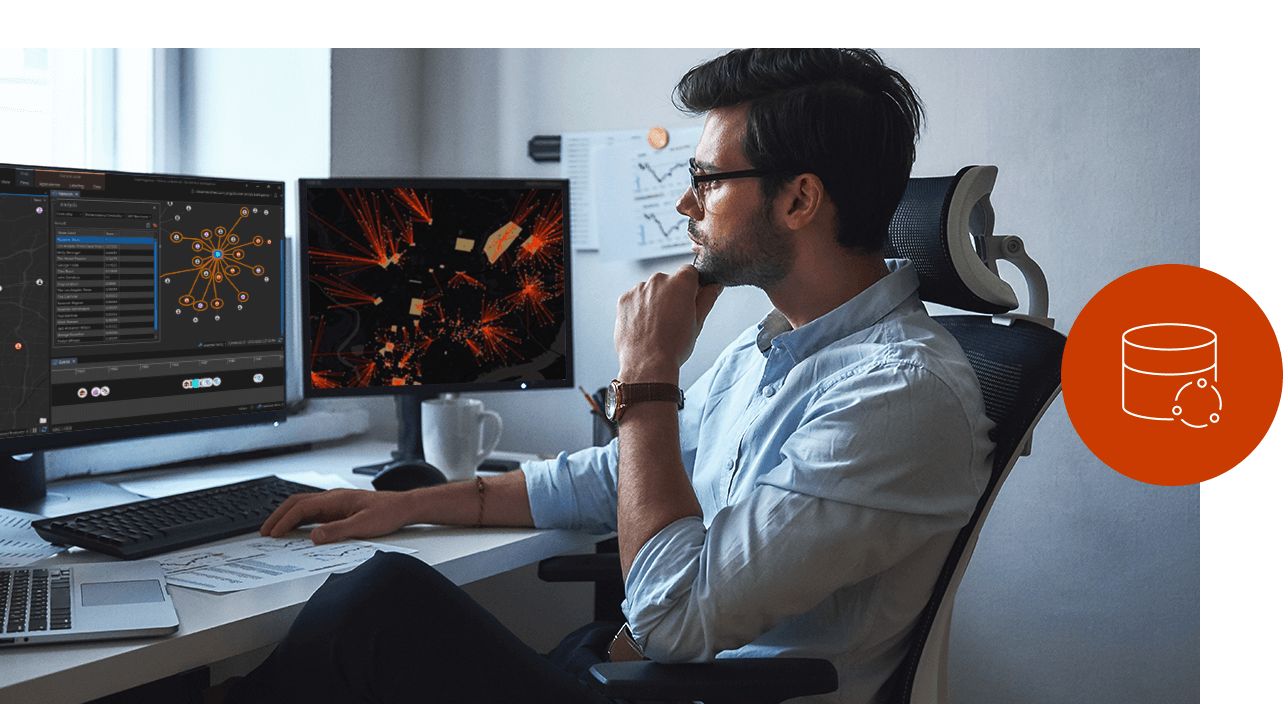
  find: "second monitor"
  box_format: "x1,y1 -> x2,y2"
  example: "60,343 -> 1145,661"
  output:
298,178 -> 573,476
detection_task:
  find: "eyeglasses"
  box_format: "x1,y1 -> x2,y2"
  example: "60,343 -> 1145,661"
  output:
688,157 -> 775,212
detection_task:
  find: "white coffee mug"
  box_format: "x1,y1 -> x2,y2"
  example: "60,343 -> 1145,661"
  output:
421,398 -> 503,482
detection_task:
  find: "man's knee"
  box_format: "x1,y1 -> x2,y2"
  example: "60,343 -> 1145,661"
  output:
298,552 -> 450,639
353,551 -> 443,591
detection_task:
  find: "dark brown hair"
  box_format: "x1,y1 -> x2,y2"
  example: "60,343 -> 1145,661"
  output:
674,49 -> 924,253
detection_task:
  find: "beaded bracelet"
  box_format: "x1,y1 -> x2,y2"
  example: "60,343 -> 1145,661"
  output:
474,476 -> 486,528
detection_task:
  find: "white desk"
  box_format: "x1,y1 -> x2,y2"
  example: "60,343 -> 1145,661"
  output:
0,440 -> 603,704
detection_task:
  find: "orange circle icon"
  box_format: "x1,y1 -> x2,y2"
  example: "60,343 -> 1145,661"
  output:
1063,264 -> 1282,485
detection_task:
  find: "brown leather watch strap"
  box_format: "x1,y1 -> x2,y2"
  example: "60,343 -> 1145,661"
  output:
607,380 -> 685,423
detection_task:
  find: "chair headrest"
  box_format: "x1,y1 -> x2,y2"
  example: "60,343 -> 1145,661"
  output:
884,165 -> 1020,315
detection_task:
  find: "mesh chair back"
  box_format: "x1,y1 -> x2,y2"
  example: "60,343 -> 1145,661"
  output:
887,317 -> 1065,703
879,165 -> 1066,702
884,166 -> 1012,315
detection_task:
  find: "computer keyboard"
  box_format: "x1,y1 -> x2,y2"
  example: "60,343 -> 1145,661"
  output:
3,567 -> 72,634
31,476 -> 323,560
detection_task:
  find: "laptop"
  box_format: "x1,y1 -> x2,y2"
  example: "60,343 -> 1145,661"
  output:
1,560 -> 179,647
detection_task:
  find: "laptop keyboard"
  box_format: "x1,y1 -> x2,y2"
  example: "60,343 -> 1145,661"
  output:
2,567 -> 72,634
31,476 -> 322,560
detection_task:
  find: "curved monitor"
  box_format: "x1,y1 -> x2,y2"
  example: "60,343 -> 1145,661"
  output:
298,178 -> 573,474
0,163 -> 288,507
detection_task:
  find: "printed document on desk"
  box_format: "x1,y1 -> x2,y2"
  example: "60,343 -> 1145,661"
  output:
159,534 -> 416,593
0,507 -> 65,568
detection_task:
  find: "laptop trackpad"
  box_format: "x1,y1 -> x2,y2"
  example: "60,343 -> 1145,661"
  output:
82,580 -> 166,607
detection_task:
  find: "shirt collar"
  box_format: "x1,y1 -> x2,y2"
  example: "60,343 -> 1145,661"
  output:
755,259 -> 921,358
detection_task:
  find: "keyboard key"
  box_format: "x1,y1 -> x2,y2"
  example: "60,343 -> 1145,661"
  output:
31,476 -> 322,560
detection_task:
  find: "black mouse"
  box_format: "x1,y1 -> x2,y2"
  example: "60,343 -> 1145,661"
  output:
371,462 -> 448,491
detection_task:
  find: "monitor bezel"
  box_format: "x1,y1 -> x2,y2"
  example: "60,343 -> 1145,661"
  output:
0,162 -> 290,456
297,176 -> 575,400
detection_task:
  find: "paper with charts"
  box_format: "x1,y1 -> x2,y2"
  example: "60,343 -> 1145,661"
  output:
561,125 -> 705,259
1,507 -> 66,568
158,535 -> 416,593
589,125 -> 704,261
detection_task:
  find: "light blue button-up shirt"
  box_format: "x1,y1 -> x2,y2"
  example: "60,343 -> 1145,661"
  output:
525,260 -> 994,704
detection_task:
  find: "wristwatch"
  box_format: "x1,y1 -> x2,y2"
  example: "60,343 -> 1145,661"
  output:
604,380 -> 685,423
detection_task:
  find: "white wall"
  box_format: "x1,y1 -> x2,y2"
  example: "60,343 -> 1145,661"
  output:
883,49 -> 1199,703
181,49 -> 332,238
329,48 -> 1199,702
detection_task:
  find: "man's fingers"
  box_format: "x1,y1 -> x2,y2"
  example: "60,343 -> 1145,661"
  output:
260,493 -> 308,536
310,520 -> 349,545
260,489 -> 412,544
695,282 -> 723,326
615,265 -> 720,376
260,490 -> 354,538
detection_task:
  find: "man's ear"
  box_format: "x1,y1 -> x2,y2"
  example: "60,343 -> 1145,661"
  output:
777,173 -> 826,231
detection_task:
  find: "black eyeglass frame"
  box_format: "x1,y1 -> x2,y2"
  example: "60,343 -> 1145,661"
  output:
688,157 -> 779,207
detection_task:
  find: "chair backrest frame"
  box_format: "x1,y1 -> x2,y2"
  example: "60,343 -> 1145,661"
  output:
880,166 -> 1067,703
897,317 -> 1065,703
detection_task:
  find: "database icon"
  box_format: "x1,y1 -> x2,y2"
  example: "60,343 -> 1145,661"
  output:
1121,323 -> 1222,427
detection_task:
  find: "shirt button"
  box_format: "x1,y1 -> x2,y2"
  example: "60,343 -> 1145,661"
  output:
762,386 -> 776,398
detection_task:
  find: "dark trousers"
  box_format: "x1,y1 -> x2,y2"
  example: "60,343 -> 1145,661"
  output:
226,551 -> 624,704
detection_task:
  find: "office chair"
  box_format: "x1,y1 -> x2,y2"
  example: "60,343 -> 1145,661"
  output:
539,165 -> 1066,704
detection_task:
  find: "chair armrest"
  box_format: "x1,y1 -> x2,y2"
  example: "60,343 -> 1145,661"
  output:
588,658 -> 838,704
545,550 -> 839,702
537,553 -> 622,583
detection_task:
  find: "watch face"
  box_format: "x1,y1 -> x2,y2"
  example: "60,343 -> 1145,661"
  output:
605,382 -> 620,422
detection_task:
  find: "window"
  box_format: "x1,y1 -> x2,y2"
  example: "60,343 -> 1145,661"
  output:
4,48 -> 341,480
1,48 -> 161,172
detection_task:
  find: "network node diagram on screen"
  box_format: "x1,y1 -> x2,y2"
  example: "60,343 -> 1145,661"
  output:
305,184 -> 568,390
159,203 -> 277,326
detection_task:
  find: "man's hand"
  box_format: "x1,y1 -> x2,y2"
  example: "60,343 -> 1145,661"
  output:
612,265 -> 718,575
261,489 -> 418,545
614,265 -> 722,382
262,472 -> 535,545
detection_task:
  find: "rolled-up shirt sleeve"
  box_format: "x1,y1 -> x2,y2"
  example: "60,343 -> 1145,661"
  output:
523,442 -> 621,534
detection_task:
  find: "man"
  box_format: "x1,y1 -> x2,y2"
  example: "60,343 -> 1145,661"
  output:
223,48 -> 993,704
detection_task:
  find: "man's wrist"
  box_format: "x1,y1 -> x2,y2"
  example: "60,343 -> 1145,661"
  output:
615,363 -> 680,386
606,379 -> 685,423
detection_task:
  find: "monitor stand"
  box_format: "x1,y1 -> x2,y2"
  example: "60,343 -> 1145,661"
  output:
352,395 -> 449,476
0,451 -> 47,511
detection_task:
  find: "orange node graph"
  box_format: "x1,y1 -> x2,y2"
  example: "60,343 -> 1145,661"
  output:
392,188 -> 433,225
484,222 -> 523,264
310,189 -> 412,273
312,274 -> 382,308
162,209 -> 269,315
311,370 -> 345,389
516,197 -> 564,268
505,271 -> 555,326
448,271 -> 485,290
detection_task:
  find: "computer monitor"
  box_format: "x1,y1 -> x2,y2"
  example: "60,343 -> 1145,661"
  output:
298,177 -> 573,476
0,163 -> 288,510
